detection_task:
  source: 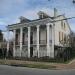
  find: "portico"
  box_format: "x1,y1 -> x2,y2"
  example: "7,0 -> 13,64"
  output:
7,22 -> 54,58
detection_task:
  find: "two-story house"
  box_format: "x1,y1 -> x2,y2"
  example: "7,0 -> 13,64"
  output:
7,9 -> 71,58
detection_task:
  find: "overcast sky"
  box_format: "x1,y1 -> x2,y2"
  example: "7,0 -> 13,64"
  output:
0,0 -> 75,32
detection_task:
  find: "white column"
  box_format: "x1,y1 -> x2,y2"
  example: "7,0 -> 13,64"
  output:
20,27 -> 23,57
7,30 -> 9,57
51,25 -> 54,58
37,25 -> 40,58
46,23 -> 50,57
13,30 -> 16,57
28,27 -> 30,58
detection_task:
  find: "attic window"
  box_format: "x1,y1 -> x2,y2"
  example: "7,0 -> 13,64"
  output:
39,14 -> 44,19
38,11 -> 50,19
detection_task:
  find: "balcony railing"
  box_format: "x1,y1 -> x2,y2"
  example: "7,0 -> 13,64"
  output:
40,40 -> 46,44
15,40 -> 52,45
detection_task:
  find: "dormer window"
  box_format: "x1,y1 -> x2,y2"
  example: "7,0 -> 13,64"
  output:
37,11 -> 50,19
39,13 -> 44,19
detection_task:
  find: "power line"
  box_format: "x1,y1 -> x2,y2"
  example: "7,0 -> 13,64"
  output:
52,16 -> 75,22
0,16 -> 75,27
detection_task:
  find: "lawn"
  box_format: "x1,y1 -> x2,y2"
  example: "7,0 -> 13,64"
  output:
0,59 -> 56,69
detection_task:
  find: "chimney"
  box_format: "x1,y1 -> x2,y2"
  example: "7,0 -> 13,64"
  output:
54,8 -> 57,17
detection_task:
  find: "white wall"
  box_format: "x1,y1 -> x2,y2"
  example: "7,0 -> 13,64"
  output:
54,16 -> 71,46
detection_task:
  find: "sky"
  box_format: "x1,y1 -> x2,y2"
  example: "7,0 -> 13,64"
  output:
0,0 -> 75,40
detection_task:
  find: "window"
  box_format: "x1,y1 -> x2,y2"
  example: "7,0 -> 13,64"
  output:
62,32 -> 65,42
64,34 -> 67,43
61,21 -> 66,30
62,32 -> 63,41
61,21 -> 63,29
59,32 -> 64,43
64,23 -> 66,29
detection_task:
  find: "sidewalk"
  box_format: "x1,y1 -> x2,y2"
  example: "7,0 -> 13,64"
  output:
0,59 -> 75,70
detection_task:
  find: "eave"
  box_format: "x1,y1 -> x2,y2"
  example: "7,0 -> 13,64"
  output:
7,18 -> 53,31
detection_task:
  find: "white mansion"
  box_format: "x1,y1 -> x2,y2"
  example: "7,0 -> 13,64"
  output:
7,9 -> 71,58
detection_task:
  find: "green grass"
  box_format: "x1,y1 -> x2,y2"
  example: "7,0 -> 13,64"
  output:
0,59 -> 56,69
24,64 -> 55,69
10,63 -> 56,69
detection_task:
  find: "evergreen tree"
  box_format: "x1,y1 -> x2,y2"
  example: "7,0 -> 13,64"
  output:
0,30 -> 3,42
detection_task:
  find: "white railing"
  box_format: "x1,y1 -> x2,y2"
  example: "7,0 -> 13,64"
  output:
40,40 -> 46,44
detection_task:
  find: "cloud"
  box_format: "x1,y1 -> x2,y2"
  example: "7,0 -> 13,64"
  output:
22,7 -> 54,20
0,0 -> 28,16
0,21 -> 6,25
2,31 -> 14,41
15,0 -> 25,3
0,19 -> 7,30
0,0 -> 75,33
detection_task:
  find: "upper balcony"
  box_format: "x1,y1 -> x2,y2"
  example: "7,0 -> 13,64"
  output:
39,40 -> 46,45
15,40 -> 52,46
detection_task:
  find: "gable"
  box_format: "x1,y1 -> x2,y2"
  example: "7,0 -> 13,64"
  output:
54,15 -> 71,32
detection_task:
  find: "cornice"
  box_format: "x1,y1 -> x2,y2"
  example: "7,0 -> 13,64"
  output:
8,18 -> 53,30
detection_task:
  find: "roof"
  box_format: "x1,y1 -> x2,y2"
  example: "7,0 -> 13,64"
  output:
8,17 -> 53,26
8,11 -> 70,31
